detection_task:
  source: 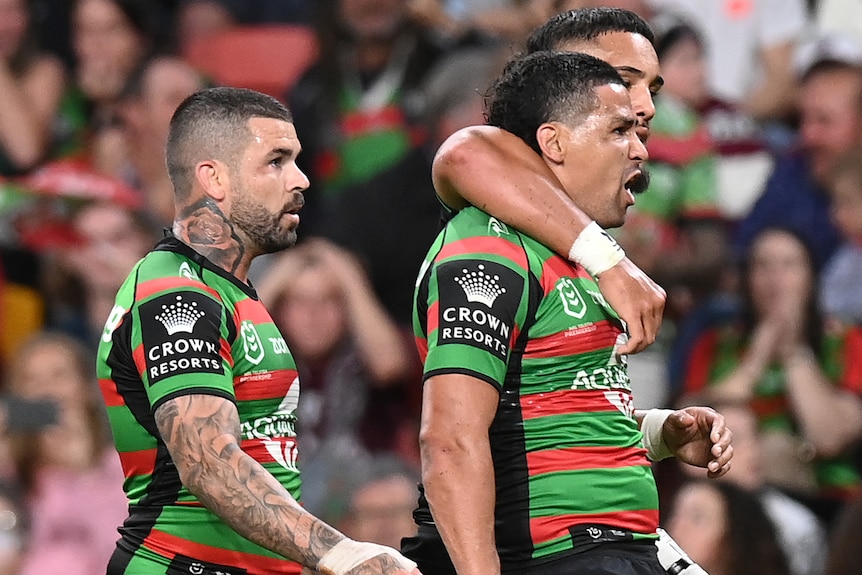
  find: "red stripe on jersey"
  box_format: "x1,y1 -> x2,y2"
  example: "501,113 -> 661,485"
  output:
426,300 -> 440,335
527,446 -> 649,476
99,378 -> 125,407
234,369 -> 298,402
840,327 -> 862,394
136,277 -> 222,301
530,509 -> 659,546
415,336 -> 428,362
119,448 -> 157,478
540,256 -> 590,295
683,330 -> 719,394
341,105 -> 405,136
242,437 -> 298,468
520,389 -> 628,420
524,320 -> 621,359
143,528 -> 302,574
233,297 -> 275,327
220,337 -> 234,368
437,236 -> 528,269
750,395 -> 788,419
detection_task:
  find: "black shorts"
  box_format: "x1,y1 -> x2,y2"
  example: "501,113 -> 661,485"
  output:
401,525 -> 666,575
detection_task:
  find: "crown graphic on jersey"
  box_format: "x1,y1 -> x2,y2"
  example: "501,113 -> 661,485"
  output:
155,295 -> 205,335
454,264 -> 506,308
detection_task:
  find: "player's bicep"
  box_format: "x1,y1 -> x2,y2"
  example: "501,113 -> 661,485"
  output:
422,373 -> 499,435
154,393 -> 241,485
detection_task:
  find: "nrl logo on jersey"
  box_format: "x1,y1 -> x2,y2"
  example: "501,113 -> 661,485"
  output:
556,277 -> 587,319
240,320 -> 265,365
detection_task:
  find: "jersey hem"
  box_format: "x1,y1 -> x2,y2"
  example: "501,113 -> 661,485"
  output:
422,367 -> 502,394
151,387 -> 237,414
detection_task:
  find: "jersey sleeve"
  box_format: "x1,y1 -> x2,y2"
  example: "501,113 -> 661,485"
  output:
838,326 -> 862,395
132,285 -> 235,411
421,234 -> 529,389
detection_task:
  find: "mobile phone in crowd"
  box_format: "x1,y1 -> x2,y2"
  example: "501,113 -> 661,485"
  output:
1,396 -> 59,433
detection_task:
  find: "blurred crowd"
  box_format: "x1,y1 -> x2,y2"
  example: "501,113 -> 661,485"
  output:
0,0 -> 861,573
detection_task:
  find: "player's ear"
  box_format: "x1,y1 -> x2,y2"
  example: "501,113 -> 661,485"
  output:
195,159 -> 230,202
537,122 -> 566,164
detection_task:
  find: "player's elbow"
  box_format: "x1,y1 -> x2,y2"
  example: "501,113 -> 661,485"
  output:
419,421 -> 484,474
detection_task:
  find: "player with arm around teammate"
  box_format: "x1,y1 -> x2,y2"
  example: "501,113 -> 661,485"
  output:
433,7 -> 669,355
404,51 -> 731,575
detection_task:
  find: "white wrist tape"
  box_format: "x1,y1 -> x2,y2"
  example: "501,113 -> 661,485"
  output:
567,221 -> 626,276
317,538 -> 416,575
655,528 -> 709,574
641,409 -> 674,461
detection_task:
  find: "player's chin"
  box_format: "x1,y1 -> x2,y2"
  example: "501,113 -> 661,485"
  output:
595,212 -> 626,230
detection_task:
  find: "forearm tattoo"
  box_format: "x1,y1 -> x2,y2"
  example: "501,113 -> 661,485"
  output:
154,396 -> 343,567
174,198 -> 245,274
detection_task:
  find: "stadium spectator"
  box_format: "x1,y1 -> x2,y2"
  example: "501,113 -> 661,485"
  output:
683,227 -> 862,524
665,479 -> 791,575
0,0 -> 66,176
3,331 -> 127,575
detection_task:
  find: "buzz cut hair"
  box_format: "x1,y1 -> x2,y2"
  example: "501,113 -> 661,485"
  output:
527,7 -> 655,53
166,87 -> 293,199
485,51 -> 625,155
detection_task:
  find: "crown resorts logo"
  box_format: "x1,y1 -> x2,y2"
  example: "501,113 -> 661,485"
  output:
454,264 -> 507,308
155,295 -> 205,335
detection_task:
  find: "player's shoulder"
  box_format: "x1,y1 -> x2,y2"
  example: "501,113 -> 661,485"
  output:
447,207 -> 528,241
440,208 -> 534,265
132,244 -> 224,306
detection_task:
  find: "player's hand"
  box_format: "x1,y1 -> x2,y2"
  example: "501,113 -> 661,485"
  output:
344,551 -> 422,575
663,406 -> 733,478
596,257 -> 665,354
317,539 -> 421,575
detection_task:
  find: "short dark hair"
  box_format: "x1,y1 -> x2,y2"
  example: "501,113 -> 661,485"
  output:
527,7 -> 655,53
166,87 -> 293,199
485,51 -> 625,155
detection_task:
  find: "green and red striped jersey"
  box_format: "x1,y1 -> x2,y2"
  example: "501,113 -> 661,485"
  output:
97,237 -> 302,575
413,208 -> 659,570
685,319 -> 862,499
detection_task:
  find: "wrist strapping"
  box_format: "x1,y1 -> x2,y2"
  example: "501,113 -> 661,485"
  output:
641,409 -> 674,461
567,221 -> 626,276
317,538 -> 416,575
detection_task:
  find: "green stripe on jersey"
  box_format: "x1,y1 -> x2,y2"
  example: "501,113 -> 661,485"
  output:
97,238 -> 302,573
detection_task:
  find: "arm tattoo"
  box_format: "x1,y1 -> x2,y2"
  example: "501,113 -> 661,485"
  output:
174,198 -> 246,274
154,395 -> 343,567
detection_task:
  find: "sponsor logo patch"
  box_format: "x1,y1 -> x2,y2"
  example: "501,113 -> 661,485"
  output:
140,292 -> 224,386
437,260 -> 522,359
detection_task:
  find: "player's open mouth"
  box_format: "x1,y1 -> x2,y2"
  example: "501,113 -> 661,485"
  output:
624,169 -> 649,195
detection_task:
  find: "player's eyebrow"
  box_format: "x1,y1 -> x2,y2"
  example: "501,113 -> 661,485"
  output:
614,65 -> 665,89
270,146 -> 300,159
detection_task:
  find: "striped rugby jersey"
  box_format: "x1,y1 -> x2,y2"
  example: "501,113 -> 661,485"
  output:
97,237 -> 302,575
413,207 -> 659,570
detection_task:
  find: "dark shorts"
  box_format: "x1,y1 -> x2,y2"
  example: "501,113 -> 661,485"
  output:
107,545 -> 252,575
402,525 -> 666,575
